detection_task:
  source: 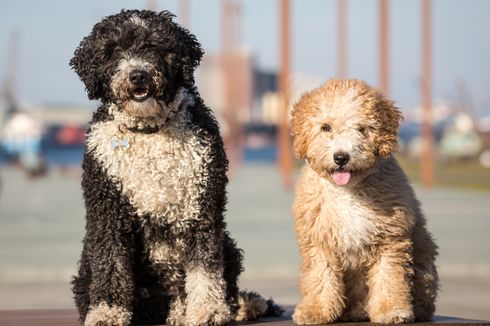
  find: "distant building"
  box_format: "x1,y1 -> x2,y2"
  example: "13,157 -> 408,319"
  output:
257,74 -> 324,125
198,50 -> 253,126
198,51 -> 324,126
252,70 -> 277,123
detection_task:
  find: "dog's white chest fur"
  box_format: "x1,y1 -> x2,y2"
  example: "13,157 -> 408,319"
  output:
322,182 -> 377,256
335,196 -> 376,253
87,108 -> 210,224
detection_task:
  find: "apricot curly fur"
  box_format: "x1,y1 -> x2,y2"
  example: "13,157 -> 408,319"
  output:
291,79 -> 438,324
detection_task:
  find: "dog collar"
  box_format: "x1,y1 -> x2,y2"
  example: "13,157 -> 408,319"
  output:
127,125 -> 161,134
110,88 -> 195,136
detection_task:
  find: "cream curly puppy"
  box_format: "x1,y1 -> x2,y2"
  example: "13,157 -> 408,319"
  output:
291,79 -> 438,324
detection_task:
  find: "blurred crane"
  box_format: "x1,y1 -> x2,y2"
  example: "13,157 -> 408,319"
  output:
179,0 -> 189,28
379,0 -> 390,95
221,0 -> 245,172
421,0 -> 434,188
278,0 -> 293,188
337,0 -> 348,78
146,0 -> 157,11
146,0 -> 190,34
1,30 -> 20,118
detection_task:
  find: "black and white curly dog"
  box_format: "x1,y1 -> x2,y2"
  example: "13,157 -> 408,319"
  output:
71,9 -> 282,326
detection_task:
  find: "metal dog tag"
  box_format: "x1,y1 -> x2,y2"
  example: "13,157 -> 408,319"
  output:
111,138 -> 130,149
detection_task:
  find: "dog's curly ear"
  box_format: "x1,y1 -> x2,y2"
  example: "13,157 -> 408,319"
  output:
374,93 -> 403,157
70,31 -> 105,100
291,94 -> 313,160
175,25 -> 204,87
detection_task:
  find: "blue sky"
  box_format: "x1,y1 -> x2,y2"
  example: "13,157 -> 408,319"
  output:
0,0 -> 489,113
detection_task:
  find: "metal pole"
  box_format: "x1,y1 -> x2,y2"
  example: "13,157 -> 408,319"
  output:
278,0 -> 293,188
221,0 -> 243,172
2,30 -> 20,109
421,0 -> 434,188
337,0 -> 348,78
379,0 -> 389,95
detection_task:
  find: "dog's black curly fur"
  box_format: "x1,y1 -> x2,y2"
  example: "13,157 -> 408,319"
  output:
71,10 -> 201,104
71,9 -> 281,326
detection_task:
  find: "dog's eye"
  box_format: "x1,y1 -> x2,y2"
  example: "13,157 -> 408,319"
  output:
321,124 -> 331,132
358,126 -> 373,136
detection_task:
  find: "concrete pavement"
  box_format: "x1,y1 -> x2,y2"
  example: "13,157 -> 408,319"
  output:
0,164 -> 489,319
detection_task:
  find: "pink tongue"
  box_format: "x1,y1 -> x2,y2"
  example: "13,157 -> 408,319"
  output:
332,171 -> 351,186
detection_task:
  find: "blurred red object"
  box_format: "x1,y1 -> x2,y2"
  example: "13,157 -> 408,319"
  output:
55,125 -> 86,146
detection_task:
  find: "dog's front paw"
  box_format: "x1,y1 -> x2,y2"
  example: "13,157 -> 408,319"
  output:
84,302 -> 131,326
184,301 -> 231,326
293,302 -> 336,325
184,266 -> 231,325
369,308 -> 414,324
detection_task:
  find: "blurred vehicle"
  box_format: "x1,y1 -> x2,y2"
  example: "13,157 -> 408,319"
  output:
0,110 -> 46,176
439,112 -> 483,161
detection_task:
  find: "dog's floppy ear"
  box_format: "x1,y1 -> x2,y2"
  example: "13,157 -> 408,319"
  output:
175,25 -> 204,87
70,28 -> 105,100
291,93 -> 314,160
373,93 -> 403,157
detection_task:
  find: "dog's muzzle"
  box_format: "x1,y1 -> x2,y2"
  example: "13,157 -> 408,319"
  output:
332,152 -> 352,186
129,69 -> 152,101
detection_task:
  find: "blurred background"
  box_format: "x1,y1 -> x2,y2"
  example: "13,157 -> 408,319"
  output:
1,0 -> 489,320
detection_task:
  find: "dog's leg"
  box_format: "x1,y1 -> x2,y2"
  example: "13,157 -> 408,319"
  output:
339,270 -> 369,322
222,232 -> 243,314
81,158 -> 136,326
366,241 -> 414,324
182,230 -> 232,326
293,247 -> 345,325
167,294 -> 187,326
164,267 -> 187,326
412,226 -> 438,321
73,243 -> 92,321
83,231 -> 135,326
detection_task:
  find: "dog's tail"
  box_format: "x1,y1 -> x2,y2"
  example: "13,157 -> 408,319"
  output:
234,290 -> 285,321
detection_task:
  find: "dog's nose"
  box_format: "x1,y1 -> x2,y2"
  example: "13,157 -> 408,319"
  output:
333,152 -> 350,166
129,70 -> 150,85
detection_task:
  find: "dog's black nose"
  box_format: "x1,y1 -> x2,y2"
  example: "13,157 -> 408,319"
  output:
334,152 -> 350,166
129,70 -> 150,85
